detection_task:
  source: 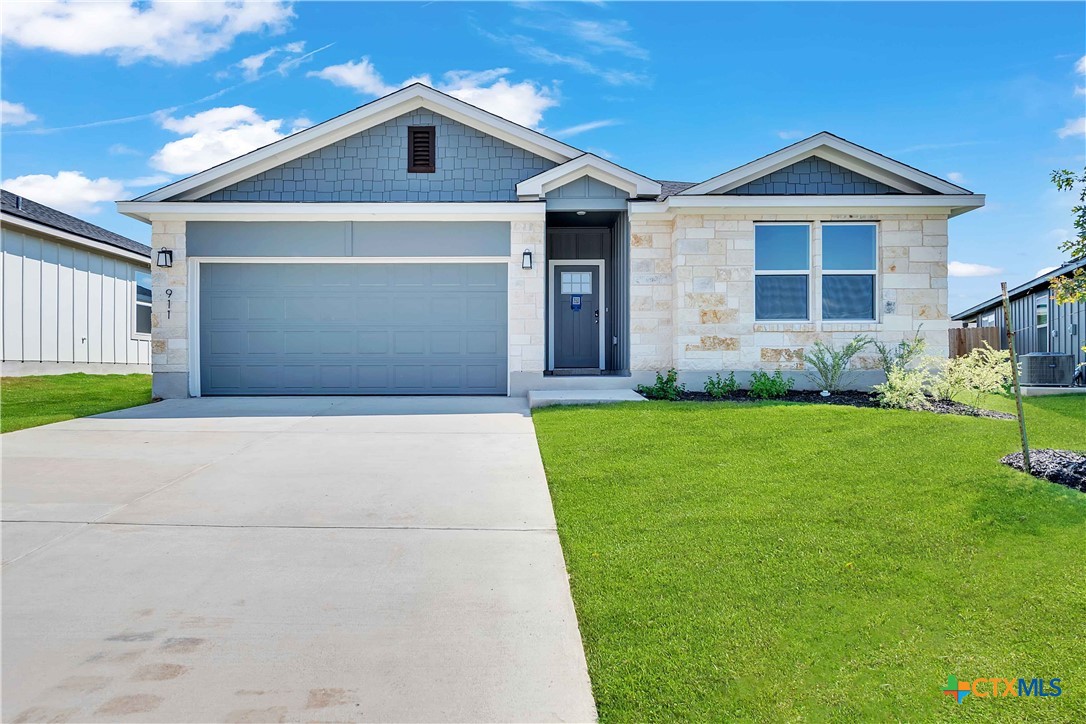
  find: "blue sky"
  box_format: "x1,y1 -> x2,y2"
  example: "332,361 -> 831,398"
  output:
2,1 -> 1083,311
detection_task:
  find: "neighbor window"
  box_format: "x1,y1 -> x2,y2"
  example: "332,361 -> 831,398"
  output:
408,126 -> 435,173
755,224 -> 810,320
134,270 -> 152,337
980,312 -> 997,327
1035,294 -> 1049,352
821,223 -> 877,320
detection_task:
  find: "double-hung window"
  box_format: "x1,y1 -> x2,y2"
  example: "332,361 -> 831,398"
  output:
755,223 -> 810,320
821,223 -> 877,321
133,270 -> 152,338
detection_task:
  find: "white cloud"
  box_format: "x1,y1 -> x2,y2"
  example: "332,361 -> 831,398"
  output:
553,119 -> 620,139
948,261 -> 1004,278
776,130 -> 805,140
1076,55 -> 1086,75
568,20 -> 648,60
0,1 -> 293,65
1057,117 -> 1086,139
234,40 -> 311,81
151,105 -> 294,175
308,59 -> 558,128
946,171 -> 966,184
1,171 -> 125,215
476,27 -> 649,86
1,100 -> 38,126
109,143 -> 142,156
1035,265 -> 1060,277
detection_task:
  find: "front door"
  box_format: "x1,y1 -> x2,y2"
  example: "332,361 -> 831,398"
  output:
552,264 -> 601,369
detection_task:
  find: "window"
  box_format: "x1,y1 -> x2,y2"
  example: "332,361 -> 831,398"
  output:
1035,294 -> 1049,352
755,224 -> 810,320
134,270 -> 152,337
822,223 -> 876,320
980,312 -> 997,327
408,126 -> 435,173
560,271 -> 593,295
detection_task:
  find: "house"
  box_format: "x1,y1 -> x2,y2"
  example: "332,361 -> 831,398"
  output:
953,258 -> 1086,367
2,190 -> 152,375
116,84 -> 984,399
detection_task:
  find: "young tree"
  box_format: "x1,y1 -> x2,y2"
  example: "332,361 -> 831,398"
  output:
1050,168 -> 1086,303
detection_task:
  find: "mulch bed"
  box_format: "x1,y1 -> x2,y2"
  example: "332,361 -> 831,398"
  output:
647,389 -> 1016,419
1001,449 -> 1086,492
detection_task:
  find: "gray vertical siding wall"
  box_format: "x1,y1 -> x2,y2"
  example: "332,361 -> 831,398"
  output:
1,226 -> 151,370
723,156 -> 900,195
969,288 -> 1085,367
200,110 -> 557,202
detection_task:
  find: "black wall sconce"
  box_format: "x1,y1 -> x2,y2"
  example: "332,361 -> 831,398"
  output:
522,249 -> 533,270
157,247 -> 174,268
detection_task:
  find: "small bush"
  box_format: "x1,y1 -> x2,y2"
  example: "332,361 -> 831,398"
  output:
942,343 -> 1013,410
704,372 -> 739,399
802,335 -> 872,392
873,366 -> 933,410
637,368 -> 686,401
748,370 -> 794,399
874,329 -> 928,377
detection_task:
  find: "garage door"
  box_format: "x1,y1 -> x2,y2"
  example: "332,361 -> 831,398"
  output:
199,263 -> 507,395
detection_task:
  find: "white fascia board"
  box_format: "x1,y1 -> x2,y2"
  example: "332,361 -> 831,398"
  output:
516,154 -> 662,198
117,201 -> 548,223
680,132 -> 969,196
630,194 -> 985,217
1,213 -> 151,264
136,85 -> 581,203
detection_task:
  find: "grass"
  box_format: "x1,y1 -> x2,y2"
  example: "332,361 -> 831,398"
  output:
533,394 -> 1086,721
1,373 -> 152,433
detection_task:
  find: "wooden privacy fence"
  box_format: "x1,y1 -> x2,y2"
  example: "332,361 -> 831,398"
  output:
949,327 -> 1001,357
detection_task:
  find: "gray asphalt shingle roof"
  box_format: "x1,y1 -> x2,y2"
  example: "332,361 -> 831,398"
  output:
655,180 -> 697,199
1,189 -> 150,258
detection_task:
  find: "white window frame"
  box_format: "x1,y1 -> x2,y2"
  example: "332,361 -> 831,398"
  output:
754,222 -> 811,322
980,311 -> 997,327
132,268 -> 152,340
1035,293 -> 1049,352
820,222 -> 879,322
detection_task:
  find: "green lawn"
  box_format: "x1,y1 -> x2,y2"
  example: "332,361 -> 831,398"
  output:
1,373 -> 152,433
533,395 -> 1086,722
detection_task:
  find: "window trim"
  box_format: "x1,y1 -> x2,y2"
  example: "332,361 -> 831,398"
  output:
407,125 -> 436,174
754,222 -> 811,322
1035,293 -> 1050,352
132,268 -> 152,341
820,222 -> 879,322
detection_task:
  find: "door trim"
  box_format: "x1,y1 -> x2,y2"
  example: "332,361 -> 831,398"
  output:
187,256 -> 512,398
548,259 -> 606,371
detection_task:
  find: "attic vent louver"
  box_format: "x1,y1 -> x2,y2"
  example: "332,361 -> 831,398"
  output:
408,126 -> 436,173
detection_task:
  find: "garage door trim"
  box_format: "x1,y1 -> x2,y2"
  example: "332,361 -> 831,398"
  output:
187,256 -> 512,397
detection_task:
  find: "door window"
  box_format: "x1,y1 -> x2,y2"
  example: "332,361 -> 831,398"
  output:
561,271 -> 593,295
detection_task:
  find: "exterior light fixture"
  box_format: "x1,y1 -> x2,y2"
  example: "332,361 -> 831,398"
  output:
157,247 -> 174,268
576,210 -> 587,216
522,249 -> 533,270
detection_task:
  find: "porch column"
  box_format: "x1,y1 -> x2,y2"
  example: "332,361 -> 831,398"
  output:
509,214 -> 546,377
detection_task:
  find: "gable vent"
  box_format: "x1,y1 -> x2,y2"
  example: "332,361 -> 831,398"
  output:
408,126 -> 436,173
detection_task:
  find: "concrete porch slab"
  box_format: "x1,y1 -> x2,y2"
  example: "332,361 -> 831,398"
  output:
528,388 -> 646,408
1021,386 -> 1086,397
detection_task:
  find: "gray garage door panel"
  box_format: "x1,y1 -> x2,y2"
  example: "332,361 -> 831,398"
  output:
200,263 -> 507,395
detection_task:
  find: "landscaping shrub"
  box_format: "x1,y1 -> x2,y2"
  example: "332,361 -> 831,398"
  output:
704,372 -> 739,399
637,368 -> 686,400
873,366 -> 933,410
874,329 -> 928,377
930,343 -> 1012,410
802,335 -> 872,392
748,370 -> 794,399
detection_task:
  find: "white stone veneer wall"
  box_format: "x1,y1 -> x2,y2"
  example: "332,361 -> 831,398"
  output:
150,220 -> 189,398
508,216 -> 546,375
629,212 -> 950,387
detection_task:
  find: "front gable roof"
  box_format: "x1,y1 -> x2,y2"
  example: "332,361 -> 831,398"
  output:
137,84 -> 583,202
516,154 -> 662,199
679,132 -> 970,196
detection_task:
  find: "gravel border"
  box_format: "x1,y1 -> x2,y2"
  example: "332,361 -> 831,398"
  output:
1001,449 -> 1086,492
640,389 -> 1017,419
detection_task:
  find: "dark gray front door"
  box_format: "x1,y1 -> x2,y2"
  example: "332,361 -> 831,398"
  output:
199,263 -> 507,395
553,264 -> 600,369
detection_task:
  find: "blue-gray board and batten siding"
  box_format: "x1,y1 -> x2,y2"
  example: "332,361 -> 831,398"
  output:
199,110 -> 556,202
968,289 -> 1086,367
724,156 -> 900,195
199,263 -> 508,395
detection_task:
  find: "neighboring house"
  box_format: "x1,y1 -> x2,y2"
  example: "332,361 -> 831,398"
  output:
1,190 -> 152,375
116,84 -> 984,399
953,258 -> 1086,367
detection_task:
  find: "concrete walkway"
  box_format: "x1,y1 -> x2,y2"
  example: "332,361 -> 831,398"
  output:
2,397 -> 596,723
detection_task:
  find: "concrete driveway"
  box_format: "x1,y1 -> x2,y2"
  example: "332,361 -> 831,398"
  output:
2,397 -> 596,723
